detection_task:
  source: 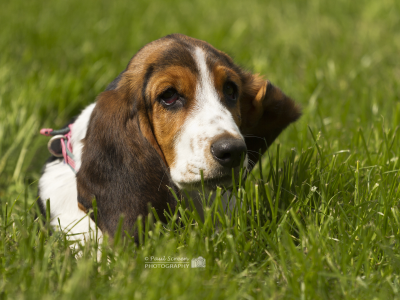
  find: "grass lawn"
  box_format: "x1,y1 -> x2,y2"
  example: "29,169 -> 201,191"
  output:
1,0 -> 400,298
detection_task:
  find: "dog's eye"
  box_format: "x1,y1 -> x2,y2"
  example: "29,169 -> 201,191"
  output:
223,82 -> 237,102
160,88 -> 179,106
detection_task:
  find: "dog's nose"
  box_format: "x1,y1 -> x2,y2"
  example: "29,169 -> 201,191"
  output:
211,139 -> 247,168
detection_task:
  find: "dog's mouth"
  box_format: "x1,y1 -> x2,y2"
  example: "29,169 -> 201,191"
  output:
177,170 -> 239,192
201,174 -> 233,190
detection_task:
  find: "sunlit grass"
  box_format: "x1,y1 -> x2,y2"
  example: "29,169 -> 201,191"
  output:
1,0 -> 400,299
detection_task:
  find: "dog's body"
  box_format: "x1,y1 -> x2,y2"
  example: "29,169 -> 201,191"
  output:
38,34 -> 300,242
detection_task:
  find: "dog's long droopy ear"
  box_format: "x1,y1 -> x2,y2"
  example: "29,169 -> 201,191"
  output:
240,74 -> 301,162
76,85 -> 178,239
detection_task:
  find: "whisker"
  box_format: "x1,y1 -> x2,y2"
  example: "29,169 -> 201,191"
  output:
246,152 -> 259,159
249,164 -> 256,169
157,169 -> 168,191
242,134 -> 266,140
247,150 -> 263,155
247,160 -> 256,170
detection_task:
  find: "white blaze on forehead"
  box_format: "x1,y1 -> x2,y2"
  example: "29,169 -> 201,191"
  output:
170,47 -> 247,188
191,47 -> 240,136
193,47 -> 221,111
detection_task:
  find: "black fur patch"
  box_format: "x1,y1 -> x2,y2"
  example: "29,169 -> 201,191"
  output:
105,71 -> 124,91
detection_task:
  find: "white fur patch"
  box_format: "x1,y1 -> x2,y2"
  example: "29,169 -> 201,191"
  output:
170,47 -> 247,189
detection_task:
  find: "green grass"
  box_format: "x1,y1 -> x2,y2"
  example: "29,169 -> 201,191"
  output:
1,0 -> 400,298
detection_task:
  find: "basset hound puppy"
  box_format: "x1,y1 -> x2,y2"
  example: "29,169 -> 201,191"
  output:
38,34 -> 300,243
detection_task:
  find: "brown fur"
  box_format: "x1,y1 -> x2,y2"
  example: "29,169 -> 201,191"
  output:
147,66 -> 198,168
240,74 -> 301,157
77,85 -> 178,237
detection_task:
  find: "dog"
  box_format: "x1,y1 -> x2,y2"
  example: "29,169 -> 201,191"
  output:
38,34 -> 300,243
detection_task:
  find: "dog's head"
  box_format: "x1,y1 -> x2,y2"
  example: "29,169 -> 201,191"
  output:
77,34 -> 300,235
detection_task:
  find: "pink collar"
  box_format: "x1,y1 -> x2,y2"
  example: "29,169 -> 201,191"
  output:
40,124 -> 76,173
